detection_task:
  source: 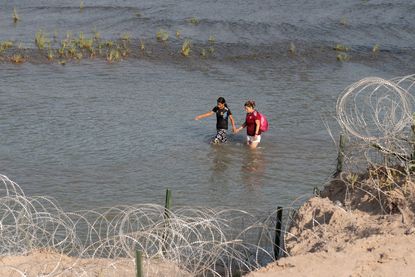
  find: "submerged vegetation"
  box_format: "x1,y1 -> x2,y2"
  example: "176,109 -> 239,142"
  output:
12,7 -> 20,23
181,39 -> 191,56
0,29 -> 397,64
0,6 -> 400,66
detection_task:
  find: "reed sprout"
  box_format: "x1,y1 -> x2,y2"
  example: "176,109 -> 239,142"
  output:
47,49 -> 55,60
80,0 -> 84,12
339,17 -> 348,26
187,17 -> 199,25
107,49 -> 121,62
289,42 -> 296,54
156,29 -> 169,42
0,41 -> 13,53
35,30 -> 49,50
10,54 -> 24,64
336,52 -> 350,61
181,39 -> 191,56
333,44 -> 350,52
372,44 -> 380,53
208,35 -> 215,44
13,7 -> 20,23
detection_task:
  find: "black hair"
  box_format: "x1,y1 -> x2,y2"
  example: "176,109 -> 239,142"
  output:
217,97 -> 228,108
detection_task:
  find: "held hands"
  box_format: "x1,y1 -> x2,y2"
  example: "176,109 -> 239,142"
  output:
233,126 -> 243,134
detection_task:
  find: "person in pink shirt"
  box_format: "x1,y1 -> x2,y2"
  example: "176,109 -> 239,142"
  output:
235,100 -> 261,149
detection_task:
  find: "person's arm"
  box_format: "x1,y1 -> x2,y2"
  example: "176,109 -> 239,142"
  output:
234,122 -> 246,133
254,119 -> 261,136
195,111 -> 214,120
229,114 -> 236,133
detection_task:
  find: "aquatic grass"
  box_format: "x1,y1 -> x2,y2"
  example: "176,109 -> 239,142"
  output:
336,52 -> 350,62
47,48 -> 55,61
121,33 -> 131,42
93,30 -> 101,40
107,49 -> 121,62
156,29 -> 169,42
175,30 -> 181,38
187,17 -> 199,25
52,30 -> 59,44
139,39 -> 145,51
35,30 -> 49,50
10,54 -> 25,64
181,39 -> 191,57
13,7 -> 20,23
372,44 -> 380,54
289,42 -> 296,55
208,35 -> 216,44
80,0 -> 84,12
0,41 -> 14,53
339,17 -> 348,26
333,44 -> 350,52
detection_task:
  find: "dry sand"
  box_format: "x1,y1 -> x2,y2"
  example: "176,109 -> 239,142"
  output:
0,249 -> 190,277
246,174 -> 415,277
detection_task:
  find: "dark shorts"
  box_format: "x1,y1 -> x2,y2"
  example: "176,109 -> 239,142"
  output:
211,129 -> 228,144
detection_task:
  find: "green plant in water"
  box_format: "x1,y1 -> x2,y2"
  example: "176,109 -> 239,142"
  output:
372,44 -> 380,53
208,47 -> 214,54
35,30 -> 49,50
53,30 -> 59,42
68,45 -> 77,56
106,40 -> 114,48
200,48 -> 206,57
181,39 -> 191,56
176,30 -> 181,38
107,49 -> 121,62
339,17 -> 348,26
10,54 -> 24,64
80,34 -> 93,50
47,49 -> 54,60
93,29 -> 100,40
334,44 -> 350,52
156,29 -> 169,42
336,52 -> 350,62
187,17 -> 199,25
66,31 -> 73,41
208,35 -> 215,44
13,7 -> 20,23
121,33 -> 131,42
75,52 -> 83,60
139,39 -> 145,51
0,41 -> 14,53
289,42 -> 296,54
347,173 -> 359,189
80,0 -> 84,12
58,46 -> 66,57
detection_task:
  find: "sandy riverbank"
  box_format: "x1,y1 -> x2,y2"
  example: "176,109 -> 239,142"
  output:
246,168 -> 415,277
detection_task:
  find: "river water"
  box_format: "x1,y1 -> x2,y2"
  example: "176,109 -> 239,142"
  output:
0,0 -> 414,213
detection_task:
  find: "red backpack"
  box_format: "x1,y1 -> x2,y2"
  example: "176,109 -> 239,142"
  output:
255,111 -> 269,132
